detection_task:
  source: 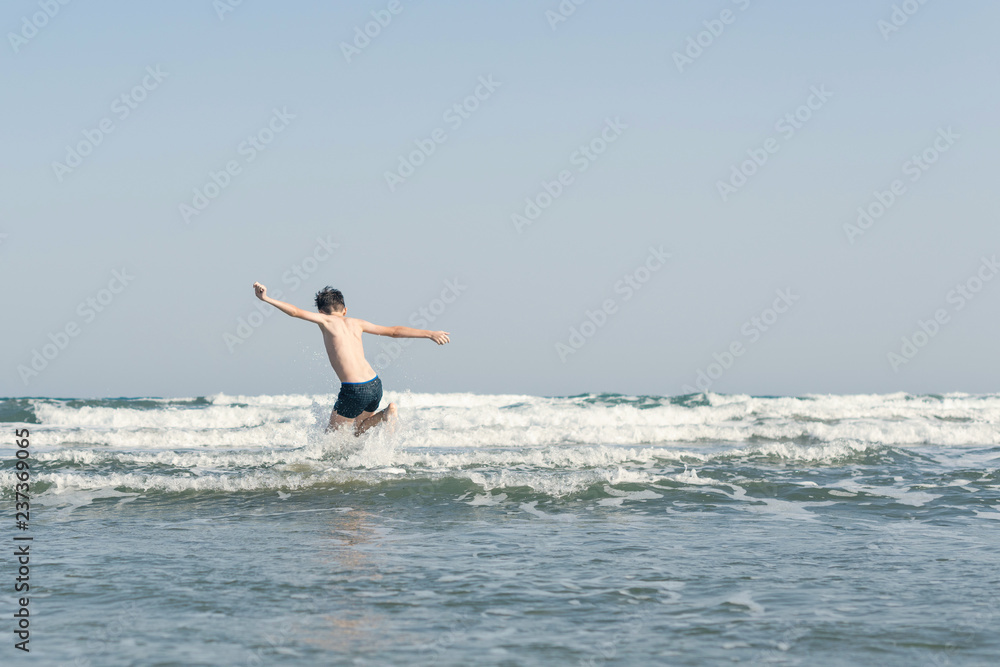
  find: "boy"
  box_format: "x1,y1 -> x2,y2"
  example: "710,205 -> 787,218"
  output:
253,282 -> 450,434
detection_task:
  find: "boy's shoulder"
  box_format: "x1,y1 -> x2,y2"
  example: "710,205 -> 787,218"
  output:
341,316 -> 366,330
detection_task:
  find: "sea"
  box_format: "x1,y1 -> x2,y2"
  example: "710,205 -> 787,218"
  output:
1,391 -> 999,666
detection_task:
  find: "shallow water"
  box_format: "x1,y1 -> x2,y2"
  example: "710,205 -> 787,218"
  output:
3,392 -> 999,665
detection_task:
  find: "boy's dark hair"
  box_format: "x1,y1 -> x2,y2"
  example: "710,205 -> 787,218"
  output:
315,286 -> 345,314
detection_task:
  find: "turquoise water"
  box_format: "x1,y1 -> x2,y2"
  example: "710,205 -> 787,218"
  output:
3,392 -> 999,665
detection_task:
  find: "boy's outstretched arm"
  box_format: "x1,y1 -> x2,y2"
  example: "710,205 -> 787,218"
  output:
253,282 -> 325,323
360,320 -> 450,345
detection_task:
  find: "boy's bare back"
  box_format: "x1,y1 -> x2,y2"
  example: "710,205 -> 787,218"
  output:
315,315 -> 379,383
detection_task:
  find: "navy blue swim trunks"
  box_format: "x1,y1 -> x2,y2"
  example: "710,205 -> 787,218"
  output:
333,376 -> 383,419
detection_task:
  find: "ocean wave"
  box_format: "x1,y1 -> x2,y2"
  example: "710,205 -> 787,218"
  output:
29,438 -> 888,471
1,392 -> 997,499
8,391 -> 999,447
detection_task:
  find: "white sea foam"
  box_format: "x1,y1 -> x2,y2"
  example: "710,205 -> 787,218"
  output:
32,402 -> 315,430
24,392 -> 1000,450
5,391 -> 998,498
833,479 -> 940,507
723,591 -> 765,614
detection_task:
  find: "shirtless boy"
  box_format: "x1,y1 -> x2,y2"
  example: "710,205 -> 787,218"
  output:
253,283 -> 450,435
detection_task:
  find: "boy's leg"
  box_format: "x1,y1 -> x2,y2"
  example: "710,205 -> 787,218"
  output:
354,403 -> 397,435
327,407 -> 354,433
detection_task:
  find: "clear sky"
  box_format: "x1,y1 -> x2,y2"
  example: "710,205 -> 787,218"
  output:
3,0 -> 999,398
